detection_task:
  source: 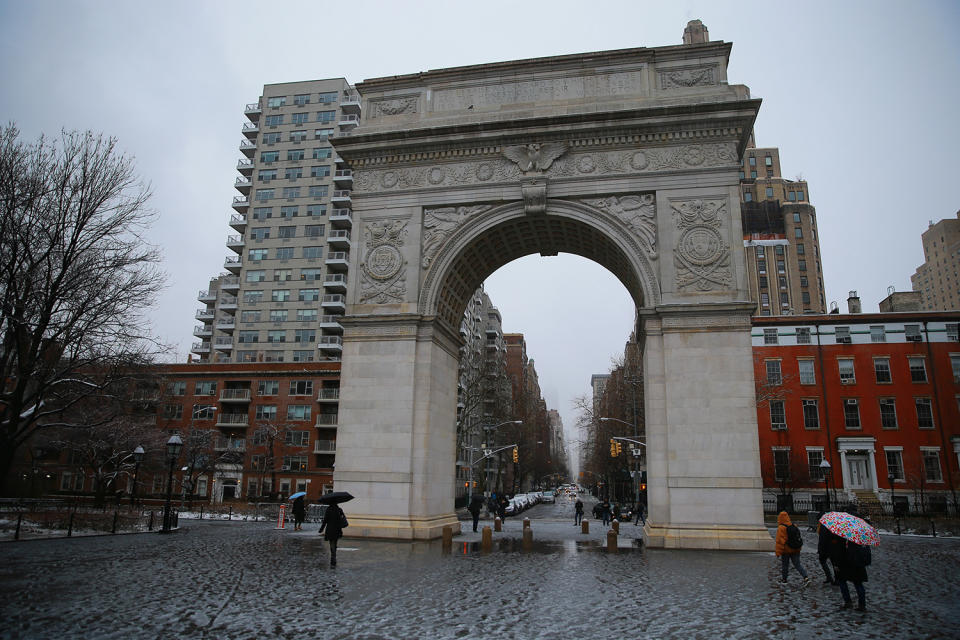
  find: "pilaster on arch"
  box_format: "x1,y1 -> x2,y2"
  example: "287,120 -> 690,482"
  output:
418,197 -> 662,329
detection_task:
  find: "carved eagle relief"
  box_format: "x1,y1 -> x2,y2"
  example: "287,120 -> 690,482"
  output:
502,143 -> 567,173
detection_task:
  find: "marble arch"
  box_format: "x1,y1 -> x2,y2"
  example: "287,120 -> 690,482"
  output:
329,39 -> 775,550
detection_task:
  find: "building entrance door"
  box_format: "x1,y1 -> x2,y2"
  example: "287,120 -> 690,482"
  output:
847,456 -> 869,489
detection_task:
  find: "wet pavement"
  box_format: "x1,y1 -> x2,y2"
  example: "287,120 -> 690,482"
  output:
1,495 -> 958,639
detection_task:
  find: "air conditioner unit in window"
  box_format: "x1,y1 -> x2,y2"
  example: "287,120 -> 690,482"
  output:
846,399 -> 858,405
840,378 -> 854,384
906,335 -> 922,342
837,336 -> 852,343
772,422 -> 787,430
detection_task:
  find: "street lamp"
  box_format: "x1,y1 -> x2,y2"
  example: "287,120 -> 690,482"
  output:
130,445 -> 144,508
819,458 -> 832,511
889,471 -> 900,535
161,434 -> 183,533
469,420 -> 521,502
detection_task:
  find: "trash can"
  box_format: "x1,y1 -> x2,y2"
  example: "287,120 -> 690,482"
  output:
806,510 -> 819,531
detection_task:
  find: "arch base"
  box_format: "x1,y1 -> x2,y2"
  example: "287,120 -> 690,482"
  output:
643,522 -> 774,551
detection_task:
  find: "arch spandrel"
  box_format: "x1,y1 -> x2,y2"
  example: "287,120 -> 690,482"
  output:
418,197 -> 662,330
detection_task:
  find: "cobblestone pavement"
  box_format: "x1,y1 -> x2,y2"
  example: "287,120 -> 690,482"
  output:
1,498 -> 958,639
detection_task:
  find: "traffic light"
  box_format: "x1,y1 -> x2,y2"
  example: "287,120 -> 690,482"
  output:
512,446 -> 519,463
615,441 -> 623,456
610,438 -> 618,457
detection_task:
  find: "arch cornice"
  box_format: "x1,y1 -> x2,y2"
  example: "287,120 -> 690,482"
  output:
418,197 -> 662,324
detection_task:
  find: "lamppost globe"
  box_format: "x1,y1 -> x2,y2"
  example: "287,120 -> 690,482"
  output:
130,445 -> 145,509
819,458 -> 832,511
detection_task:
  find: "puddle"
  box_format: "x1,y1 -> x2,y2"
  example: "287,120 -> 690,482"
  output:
454,538 -> 644,555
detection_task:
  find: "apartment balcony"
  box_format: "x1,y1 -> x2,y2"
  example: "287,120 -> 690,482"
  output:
338,114 -> 360,129
234,177 -> 251,194
218,295 -> 238,311
321,295 -> 345,312
191,341 -> 211,354
195,308 -> 214,321
330,190 -> 351,205
322,274 -> 347,292
213,337 -> 233,351
333,169 -> 353,187
340,93 -> 361,113
236,158 -> 254,175
485,324 -> 498,335
318,315 -> 344,333
239,139 -> 256,157
216,413 -> 249,428
333,154 -> 346,165
215,439 -> 247,453
317,388 -> 340,402
326,229 -> 351,249
229,213 -> 247,232
318,336 -> 343,354
244,102 -> 262,122
231,195 -> 249,211
219,388 -> 251,403
241,122 -> 259,139
313,440 -> 337,454
214,316 -> 235,333
198,289 -> 216,303
226,234 -> 245,254
329,208 -> 353,229
325,251 -> 349,271
223,256 -> 242,273
220,275 -> 240,293
315,414 -> 339,429
193,325 -> 212,338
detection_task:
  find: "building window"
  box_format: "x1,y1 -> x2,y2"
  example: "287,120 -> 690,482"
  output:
305,224 -> 325,238
770,400 -> 786,430
946,323 -> 959,341
255,189 -> 274,202
282,455 -> 308,472
298,288 -> 320,301
262,133 -> 281,145
766,360 -> 782,385
838,358 -> 856,383
285,430 -> 310,446
255,405 -> 277,420
282,187 -> 300,199
800,276 -> 808,288
764,155 -> 773,167
250,227 -> 270,241
802,399 -> 819,429
773,449 -> 791,481
885,449 -> 904,481
807,449 -> 825,480
285,167 -> 303,180
318,92 -> 338,103
905,324 -> 922,342
870,326 -> 886,343
258,169 -> 277,182
879,398 -> 898,429
801,292 -> 810,305
294,94 -> 310,105
798,260 -> 807,272
290,380 -> 314,395
311,165 -> 331,178
278,226 -> 296,238
269,309 -> 288,322
796,243 -> 805,256
258,380 -> 279,396
317,110 -> 336,123
303,246 -> 323,259
763,328 -> 778,345
748,156 -> 756,166
238,351 -> 258,363
739,171 -> 745,180
315,128 -> 334,139
271,289 -> 291,302
797,191 -> 805,200
242,290 -> 263,304
798,359 -> 815,384
292,112 -> 309,125
193,404 -> 216,419
776,260 -> 785,274
252,209 -> 274,224
290,131 -> 307,143
309,186 -> 328,198
276,247 -> 294,260
744,192 -> 753,202
915,398 -> 934,429
843,399 -> 860,429
163,404 -> 183,420
287,405 -> 312,421
267,329 -> 286,343
760,292 -> 769,306
297,309 -> 318,322
759,276 -> 768,289
312,147 -> 332,160
300,268 -> 322,281
951,355 -> 960,382
194,381 -> 217,396
306,204 -> 327,217
264,114 -> 283,126
922,449 -> 942,482
874,357 -> 892,383
765,187 -> 774,198
167,381 -> 186,396
267,96 -> 286,108
240,310 -> 261,323
295,328 -> 316,343
908,357 -> 927,383
292,350 -> 314,363
835,326 -> 851,344
273,269 -> 292,282
287,149 -> 305,162
795,327 -> 811,344
794,227 -> 803,239
237,330 -> 259,344
750,170 -> 757,179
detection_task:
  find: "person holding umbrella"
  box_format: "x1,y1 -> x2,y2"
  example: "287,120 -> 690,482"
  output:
290,492 -> 307,531
819,511 -> 878,612
318,491 -> 353,567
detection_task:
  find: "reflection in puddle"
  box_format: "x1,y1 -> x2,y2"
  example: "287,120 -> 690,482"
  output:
456,538 -> 644,555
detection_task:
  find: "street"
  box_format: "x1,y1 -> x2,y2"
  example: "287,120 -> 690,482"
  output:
0,493 -> 958,639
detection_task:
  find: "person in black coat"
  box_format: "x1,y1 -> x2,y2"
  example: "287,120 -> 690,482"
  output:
817,516 -> 840,584
835,539 -> 869,611
468,496 -> 483,532
318,503 -> 346,566
291,496 -> 306,531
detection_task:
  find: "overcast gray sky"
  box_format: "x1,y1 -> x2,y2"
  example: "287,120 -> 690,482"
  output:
2,1 -> 958,466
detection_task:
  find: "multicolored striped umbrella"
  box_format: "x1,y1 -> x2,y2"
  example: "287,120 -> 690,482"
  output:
819,511 -> 880,546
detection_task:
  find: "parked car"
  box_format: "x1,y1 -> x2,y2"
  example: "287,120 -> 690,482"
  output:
541,490 -> 555,503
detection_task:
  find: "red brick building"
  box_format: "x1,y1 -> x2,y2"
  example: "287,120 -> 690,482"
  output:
752,309 -> 960,515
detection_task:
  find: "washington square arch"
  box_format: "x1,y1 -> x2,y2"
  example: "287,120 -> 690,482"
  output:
330,24 -> 775,551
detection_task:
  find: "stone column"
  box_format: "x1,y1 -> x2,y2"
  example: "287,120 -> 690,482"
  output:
641,303 -> 773,551
332,313 -> 462,539
868,446 -> 880,493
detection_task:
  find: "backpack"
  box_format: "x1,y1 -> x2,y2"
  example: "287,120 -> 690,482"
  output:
785,523 -> 803,550
850,543 -> 871,567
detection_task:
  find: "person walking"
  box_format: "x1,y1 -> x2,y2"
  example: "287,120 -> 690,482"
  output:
775,511 -> 810,586
318,503 -> 346,567
634,501 -> 645,526
816,514 -> 840,584
600,499 -> 612,526
291,495 -> 306,531
497,495 -> 508,521
468,496 -> 483,533
612,503 -> 622,522
836,538 -> 870,611
574,498 -> 584,526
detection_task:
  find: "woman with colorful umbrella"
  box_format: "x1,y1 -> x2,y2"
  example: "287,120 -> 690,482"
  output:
819,510 -> 878,612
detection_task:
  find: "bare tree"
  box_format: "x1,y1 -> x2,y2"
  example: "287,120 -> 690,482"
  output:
0,125 -> 164,491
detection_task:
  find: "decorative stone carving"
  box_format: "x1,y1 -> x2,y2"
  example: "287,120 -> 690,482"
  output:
421,205 -> 492,269
671,199 -> 731,292
370,95 -> 419,118
502,143 -> 567,174
359,220 -> 408,303
584,194 -> 657,259
520,177 -> 547,215
659,66 -> 716,89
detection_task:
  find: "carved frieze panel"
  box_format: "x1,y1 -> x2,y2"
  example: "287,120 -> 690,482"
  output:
582,194 -> 657,259
353,142 -> 738,194
368,95 -> 419,118
359,219 -> 409,303
658,65 -> 717,89
671,198 -> 732,292
421,205 -> 493,270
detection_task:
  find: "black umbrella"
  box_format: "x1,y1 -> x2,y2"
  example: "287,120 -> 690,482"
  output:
317,491 -> 354,505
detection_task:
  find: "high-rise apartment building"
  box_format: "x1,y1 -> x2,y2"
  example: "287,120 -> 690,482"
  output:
740,145 -> 827,316
911,212 -> 960,311
193,79 -> 360,364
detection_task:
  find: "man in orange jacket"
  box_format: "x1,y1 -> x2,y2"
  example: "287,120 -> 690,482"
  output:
775,511 -> 811,585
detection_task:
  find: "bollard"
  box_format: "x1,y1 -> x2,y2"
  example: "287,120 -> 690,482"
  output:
523,517 -> 530,530
494,516 -> 502,532
67,512 -> 75,537
612,520 -> 619,534
481,526 -> 493,552
607,529 -> 618,553
228,506 -> 233,521
112,509 -> 119,534
522,527 -> 533,551
581,520 -> 589,534
199,505 -> 204,520
441,525 -> 453,552
15,512 -> 22,540
148,510 -> 154,531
